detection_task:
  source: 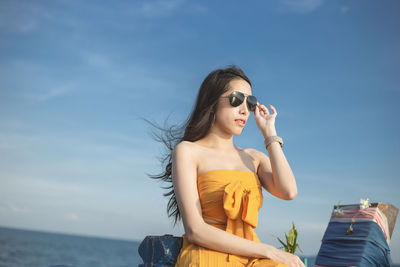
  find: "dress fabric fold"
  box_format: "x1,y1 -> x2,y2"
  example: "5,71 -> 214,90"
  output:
174,169 -> 287,267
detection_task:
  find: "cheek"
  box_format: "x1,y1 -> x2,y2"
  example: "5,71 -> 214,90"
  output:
216,107 -> 235,120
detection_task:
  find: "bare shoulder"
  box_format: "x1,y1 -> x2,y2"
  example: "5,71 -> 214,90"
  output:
242,147 -> 269,160
173,141 -> 201,163
174,140 -> 199,154
173,141 -> 199,182
174,140 -> 192,151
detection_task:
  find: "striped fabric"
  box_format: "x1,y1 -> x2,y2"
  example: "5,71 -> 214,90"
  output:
315,205 -> 392,267
330,207 -> 390,244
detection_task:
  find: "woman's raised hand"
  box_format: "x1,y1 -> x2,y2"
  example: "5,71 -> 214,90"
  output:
254,103 -> 278,138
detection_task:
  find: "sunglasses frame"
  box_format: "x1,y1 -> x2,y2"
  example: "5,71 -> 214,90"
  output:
221,91 -> 258,112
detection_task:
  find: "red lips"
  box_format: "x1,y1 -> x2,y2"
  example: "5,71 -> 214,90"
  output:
235,119 -> 246,127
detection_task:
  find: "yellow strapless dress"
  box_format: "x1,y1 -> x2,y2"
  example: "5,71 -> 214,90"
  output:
175,169 -> 287,267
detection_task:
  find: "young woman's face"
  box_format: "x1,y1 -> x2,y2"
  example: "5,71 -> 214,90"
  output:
213,78 -> 253,136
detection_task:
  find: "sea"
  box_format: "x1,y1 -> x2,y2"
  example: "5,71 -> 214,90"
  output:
1,226 -> 398,267
0,226 -> 142,267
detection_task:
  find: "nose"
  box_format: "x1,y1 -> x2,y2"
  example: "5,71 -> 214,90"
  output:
238,98 -> 250,115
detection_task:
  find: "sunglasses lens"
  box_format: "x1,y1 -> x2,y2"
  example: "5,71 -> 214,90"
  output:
229,91 -> 245,107
247,96 -> 257,111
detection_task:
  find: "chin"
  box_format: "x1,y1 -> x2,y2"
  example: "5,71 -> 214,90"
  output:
232,129 -> 244,136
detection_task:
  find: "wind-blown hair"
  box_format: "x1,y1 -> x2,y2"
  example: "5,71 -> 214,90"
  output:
147,65 -> 251,225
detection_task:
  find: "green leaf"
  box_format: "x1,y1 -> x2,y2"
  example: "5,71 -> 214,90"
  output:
277,237 -> 286,248
275,222 -> 301,255
293,230 -> 298,249
292,243 -> 297,254
288,230 -> 294,244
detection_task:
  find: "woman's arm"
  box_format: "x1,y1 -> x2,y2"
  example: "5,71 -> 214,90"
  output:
254,104 -> 298,200
255,137 -> 298,200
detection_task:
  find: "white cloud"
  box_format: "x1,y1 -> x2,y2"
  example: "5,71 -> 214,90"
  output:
83,52 -> 110,68
0,59 -> 76,102
65,212 -> 80,222
340,5 -> 350,14
1,176 -> 91,198
17,20 -> 38,33
122,0 -> 207,19
139,0 -> 184,18
279,0 -> 324,14
34,82 -> 76,102
0,128 -> 159,180
7,203 -> 32,213
79,50 -> 190,103
0,1 -> 53,33
0,123 -> 173,239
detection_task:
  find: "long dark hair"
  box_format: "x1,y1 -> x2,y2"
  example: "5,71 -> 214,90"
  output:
147,65 -> 251,225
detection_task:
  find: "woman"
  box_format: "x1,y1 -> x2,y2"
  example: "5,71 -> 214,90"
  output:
151,66 -> 305,267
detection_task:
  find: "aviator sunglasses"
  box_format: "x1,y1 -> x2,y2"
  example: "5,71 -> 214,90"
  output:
221,91 -> 258,112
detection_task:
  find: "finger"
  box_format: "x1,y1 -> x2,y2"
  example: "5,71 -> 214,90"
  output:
269,104 -> 277,115
254,105 -> 260,117
257,103 -> 266,115
257,103 -> 264,114
261,105 -> 270,115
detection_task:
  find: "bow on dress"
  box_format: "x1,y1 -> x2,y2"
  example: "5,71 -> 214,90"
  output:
223,180 -> 261,242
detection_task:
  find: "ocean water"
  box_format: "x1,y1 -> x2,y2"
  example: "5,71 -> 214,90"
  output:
1,226 -> 398,267
0,226 -> 142,267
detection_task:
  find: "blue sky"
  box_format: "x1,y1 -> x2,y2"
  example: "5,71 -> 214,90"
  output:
1,0 -> 399,261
